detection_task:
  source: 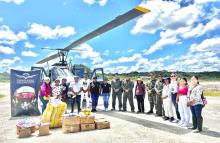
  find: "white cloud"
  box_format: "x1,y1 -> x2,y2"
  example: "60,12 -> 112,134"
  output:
0,18 -> 3,22
99,0 -> 107,6
24,41 -> 35,48
0,45 -> 15,54
21,50 -> 38,57
194,0 -> 219,4
182,18 -> 220,38
0,56 -> 21,69
83,0 -> 107,6
27,23 -> 76,40
128,49 -> 135,53
0,0 -> 25,5
103,50 -> 109,56
190,37 -> 220,53
143,36 -> 179,55
74,43 -> 103,64
0,25 -> 27,45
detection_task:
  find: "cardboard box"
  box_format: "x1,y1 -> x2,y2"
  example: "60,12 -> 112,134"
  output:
62,124 -> 80,133
16,126 -> 32,138
81,123 -> 95,131
62,114 -> 81,126
95,118 -> 110,129
39,123 -> 50,136
30,126 -> 36,133
80,114 -> 95,124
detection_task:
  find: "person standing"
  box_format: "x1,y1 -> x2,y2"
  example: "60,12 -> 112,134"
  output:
39,77 -> 52,114
154,74 -> 163,116
162,77 -> 174,122
61,77 -> 68,103
188,76 -> 204,133
147,73 -> 157,114
69,76 -> 82,113
89,77 -> 101,112
80,72 -> 91,109
135,78 -> 145,113
111,73 -> 123,111
101,78 -> 111,112
122,74 -> 135,112
170,73 -> 181,122
177,78 -> 190,127
52,78 -> 62,99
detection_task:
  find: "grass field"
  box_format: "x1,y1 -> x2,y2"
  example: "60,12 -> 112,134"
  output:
204,91 -> 220,96
0,93 -> 5,99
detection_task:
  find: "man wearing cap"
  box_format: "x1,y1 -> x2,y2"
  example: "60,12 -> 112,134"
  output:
122,74 -> 135,112
111,73 -> 123,111
80,72 -> 91,109
147,73 -> 157,114
101,77 -> 111,111
154,74 -> 164,116
69,76 -> 82,113
89,76 -> 101,112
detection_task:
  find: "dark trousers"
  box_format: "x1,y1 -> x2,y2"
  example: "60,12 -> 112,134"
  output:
39,95 -> 48,114
171,93 -> 181,120
156,94 -> 163,115
91,93 -> 99,109
112,92 -> 122,110
71,95 -> 81,113
123,92 -> 135,111
136,95 -> 144,112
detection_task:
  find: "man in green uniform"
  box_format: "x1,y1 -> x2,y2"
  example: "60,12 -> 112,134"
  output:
111,73 -> 123,111
122,74 -> 135,112
147,73 -> 157,114
154,74 -> 163,116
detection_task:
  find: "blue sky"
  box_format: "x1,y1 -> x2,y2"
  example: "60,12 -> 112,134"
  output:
0,0 -> 220,73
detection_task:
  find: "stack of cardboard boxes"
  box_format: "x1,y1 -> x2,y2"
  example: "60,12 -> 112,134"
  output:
61,113 -> 110,133
62,114 -> 81,133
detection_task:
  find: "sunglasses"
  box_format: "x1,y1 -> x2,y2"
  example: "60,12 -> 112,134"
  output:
171,75 -> 176,77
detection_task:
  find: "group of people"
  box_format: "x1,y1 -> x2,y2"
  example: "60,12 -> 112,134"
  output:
39,72 -> 205,133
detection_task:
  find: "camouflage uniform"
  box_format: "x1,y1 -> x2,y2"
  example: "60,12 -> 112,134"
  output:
122,79 -> 134,111
147,79 -> 157,113
154,79 -> 163,116
111,79 -> 123,110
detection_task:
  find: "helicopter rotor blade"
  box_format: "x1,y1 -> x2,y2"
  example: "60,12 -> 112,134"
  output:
36,6 -> 150,64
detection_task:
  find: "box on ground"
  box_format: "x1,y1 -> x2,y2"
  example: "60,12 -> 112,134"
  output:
39,123 -> 50,136
62,124 -> 80,133
95,118 -> 110,129
81,123 -> 95,131
62,113 -> 81,126
16,126 -> 32,138
80,114 -> 95,124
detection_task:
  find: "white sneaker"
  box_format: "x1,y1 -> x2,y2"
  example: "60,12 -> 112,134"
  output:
105,108 -> 108,112
178,121 -> 184,126
172,119 -> 178,123
181,124 -> 189,128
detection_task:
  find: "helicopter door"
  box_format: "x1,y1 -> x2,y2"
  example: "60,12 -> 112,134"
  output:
91,68 -> 104,83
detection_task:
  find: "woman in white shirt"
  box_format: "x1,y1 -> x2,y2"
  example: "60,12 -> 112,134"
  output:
162,77 -> 174,122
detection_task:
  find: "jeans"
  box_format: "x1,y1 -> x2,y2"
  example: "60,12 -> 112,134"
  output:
190,104 -> 203,119
171,93 -> 181,120
39,95 -> 48,114
102,93 -> 110,109
91,94 -> 99,109
71,95 -> 81,113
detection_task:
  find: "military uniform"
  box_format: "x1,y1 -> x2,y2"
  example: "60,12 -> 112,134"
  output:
147,79 -> 156,113
122,79 -> 134,112
111,79 -> 123,110
154,79 -> 163,116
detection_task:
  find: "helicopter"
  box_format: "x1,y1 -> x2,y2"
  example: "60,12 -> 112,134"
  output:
31,6 -> 150,83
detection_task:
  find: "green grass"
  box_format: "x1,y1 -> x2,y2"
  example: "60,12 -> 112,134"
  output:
204,91 -> 220,96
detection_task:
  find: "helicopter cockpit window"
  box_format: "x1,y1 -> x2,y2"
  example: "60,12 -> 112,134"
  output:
51,68 -> 65,81
62,69 -> 74,77
92,69 -> 104,83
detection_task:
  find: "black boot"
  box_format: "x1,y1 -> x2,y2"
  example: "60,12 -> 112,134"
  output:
188,116 -> 197,130
194,118 -> 203,133
147,107 -> 153,114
